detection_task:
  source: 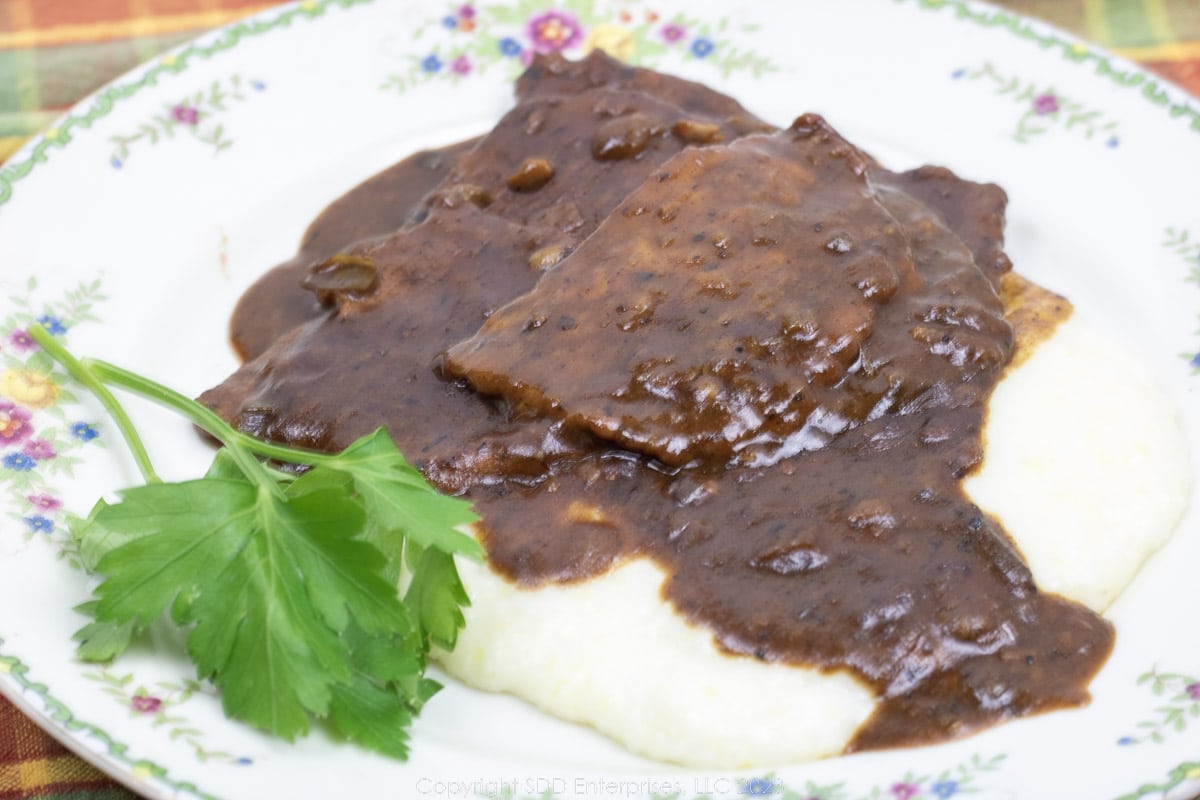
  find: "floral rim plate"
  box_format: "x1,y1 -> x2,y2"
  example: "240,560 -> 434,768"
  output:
1,1 -> 1199,798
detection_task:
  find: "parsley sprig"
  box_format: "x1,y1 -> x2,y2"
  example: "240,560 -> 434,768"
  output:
30,324 -> 480,759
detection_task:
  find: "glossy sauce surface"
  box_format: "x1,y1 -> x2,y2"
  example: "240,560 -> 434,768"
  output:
202,52 -> 1111,752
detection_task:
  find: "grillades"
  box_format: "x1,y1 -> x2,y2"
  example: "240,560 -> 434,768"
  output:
201,51 -> 1111,753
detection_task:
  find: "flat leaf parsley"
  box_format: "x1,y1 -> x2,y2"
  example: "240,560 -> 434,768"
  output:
31,325 -> 480,759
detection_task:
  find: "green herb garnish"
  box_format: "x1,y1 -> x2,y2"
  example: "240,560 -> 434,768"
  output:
30,324 -> 480,759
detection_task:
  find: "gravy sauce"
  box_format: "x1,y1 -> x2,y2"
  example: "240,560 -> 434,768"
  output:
202,52 -> 1110,753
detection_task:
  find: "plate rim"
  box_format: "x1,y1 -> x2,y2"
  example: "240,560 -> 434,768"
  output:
0,1 -> 1198,798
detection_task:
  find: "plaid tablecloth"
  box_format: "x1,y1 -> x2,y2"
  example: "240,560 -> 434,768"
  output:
1,0 -> 1199,798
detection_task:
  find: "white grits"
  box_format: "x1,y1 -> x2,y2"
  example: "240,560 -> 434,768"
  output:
964,313 -> 1191,613
434,313 -> 1191,768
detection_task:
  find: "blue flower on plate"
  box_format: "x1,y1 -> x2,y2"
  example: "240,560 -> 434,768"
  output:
740,777 -> 776,796
691,37 -> 715,58
500,37 -> 522,57
36,315 -> 67,335
422,54 -> 443,73
23,515 -> 53,534
71,422 -> 99,441
3,452 -> 36,471
931,780 -> 959,798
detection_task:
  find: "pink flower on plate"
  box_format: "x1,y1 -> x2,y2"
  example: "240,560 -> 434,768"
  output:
1033,92 -> 1060,115
8,329 -> 36,352
661,23 -> 687,43
131,695 -> 163,714
1187,682 -> 1200,701
22,439 -> 56,461
891,783 -> 921,800
0,401 -> 33,447
26,493 -> 62,513
171,104 -> 200,125
526,10 -> 584,53
450,55 -> 472,75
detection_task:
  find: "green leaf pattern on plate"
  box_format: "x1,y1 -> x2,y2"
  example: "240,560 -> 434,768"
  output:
1121,669 -> 1200,745
1162,226 -> 1200,373
909,0 -> 1199,136
951,61 -> 1120,145
85,664 -> 248,765
108,75 -> 267,168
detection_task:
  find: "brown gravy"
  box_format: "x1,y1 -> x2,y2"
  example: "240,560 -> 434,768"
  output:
230,139 -> 476,361
202,52 -> 1111,754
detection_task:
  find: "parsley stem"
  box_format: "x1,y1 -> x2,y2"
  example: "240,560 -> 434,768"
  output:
81,358 -> 343,474
83,358 -> 293,498
28,325 -> 161,484
31,329 -> 347,491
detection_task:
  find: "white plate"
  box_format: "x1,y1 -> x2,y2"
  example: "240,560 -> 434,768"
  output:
1,1 -> 1199,798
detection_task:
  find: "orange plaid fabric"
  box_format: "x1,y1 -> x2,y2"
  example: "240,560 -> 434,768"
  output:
0,698 -> 134,799
0,1 -> 1198,798
0,0 -> 278,161
1000,0 -> 1200,97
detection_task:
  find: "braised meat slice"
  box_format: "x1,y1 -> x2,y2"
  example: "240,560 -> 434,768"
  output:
443,116 -> 923,467
876,165 -> 1012,284
422,86 -> 758,265
204,84 -> 770,486
227,50 -> 769,362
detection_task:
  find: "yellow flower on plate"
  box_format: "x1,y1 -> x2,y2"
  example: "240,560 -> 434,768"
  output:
0,661 -> 12,674
2,369 -> 59,409
584,24 -> 635,61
